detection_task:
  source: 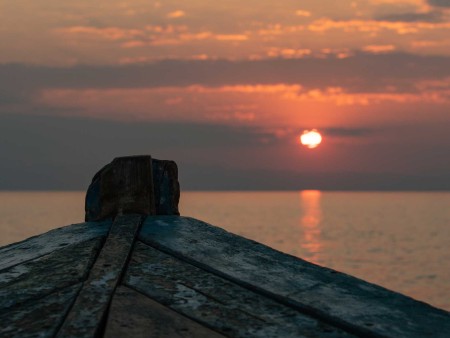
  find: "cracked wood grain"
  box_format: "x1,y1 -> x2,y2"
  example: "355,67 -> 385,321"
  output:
57,214 -> 142,338
124,241 -> 356,338
0,220 -> 111,271
0,237 -> 103,311
104,286 -> 225,338
139,216 -> 450,338
0,284 -> 82,338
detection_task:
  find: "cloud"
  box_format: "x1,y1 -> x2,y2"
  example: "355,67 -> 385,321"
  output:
57,24 -> 249,48
2,53 -> 449,94
214,34 -> 248,41
57,26 -> 144,40
167,10 -> 186,19
362,44 -> 396,53
1,114 -> 449,190
295,10 -> 312,17
427,0 -> 450,7
186,84 -> 303,94
266,48 -> 312,58
275,126 -> 376,141
1,54 -> 449,125
368,0 -> 424,4
411,39 -> 450,48
9,81 -> 448,126
4,1 -> 450,67
307,18 -> 450,34
0,114 -> 279,147
256,24 -> 305,37
0,114 -> 283,189
376,11 -> 445,23
34,80 -> 450,125
323,127 -> 375,137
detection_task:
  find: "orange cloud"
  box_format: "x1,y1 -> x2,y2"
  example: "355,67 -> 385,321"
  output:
58,24 -> 216,48
257,24 -> 305,37
164,97 -> 183,105
36,85 -> 302,122
57,26 -> 144,40
33,80 -> 450,130
119,56 -> 154,64
61,23 -> 251,48
119,53 -> 215,64
215,34 -> 248,41
186,84 -> 303,95
294,87 -> 450,105
318,48 -> 353,58
415,77 -> 450,91
295,10 -> 312,17
308,18 -> 450,35
367,0 -> 431,12
267,47 -> 312,58
141,25 -> 244,43
37,87 -> 264,123
144,25 -> 188,33
207,111 -> 256,122
38,83 -> 450,117
121,40 -> 146,48
167,10 -> 186,19
411,40 -> 450,48
191,54 -> 210,60
369,0 -> 424,7
363,44 -> 396,53
196,83 -> 450,106
368,0 -> 424,5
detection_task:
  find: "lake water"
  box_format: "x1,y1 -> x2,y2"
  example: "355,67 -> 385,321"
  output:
0,191 -> 449,311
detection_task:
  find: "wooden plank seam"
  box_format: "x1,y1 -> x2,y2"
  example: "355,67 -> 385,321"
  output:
61,233 -> 111,338
97,218 -> 146,338
56,214 -> 143,338
121,241 -> 355,338
138,216 -> 450,338
136,218 -> 393,338
136,236 -> 369,337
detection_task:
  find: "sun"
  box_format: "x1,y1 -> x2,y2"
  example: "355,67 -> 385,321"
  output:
300,129 -> 322,149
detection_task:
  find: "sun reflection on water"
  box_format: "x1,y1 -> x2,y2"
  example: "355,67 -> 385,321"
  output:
299,190 -> 323,264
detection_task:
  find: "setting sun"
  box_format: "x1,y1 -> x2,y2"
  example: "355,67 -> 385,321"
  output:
300,130 -> 322,149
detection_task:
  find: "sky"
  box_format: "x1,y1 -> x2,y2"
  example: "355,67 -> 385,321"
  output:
1,0 -> 449,190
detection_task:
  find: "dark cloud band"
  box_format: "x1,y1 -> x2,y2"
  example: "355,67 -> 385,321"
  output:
427,0 -> 450,8
1,53 -> 449,104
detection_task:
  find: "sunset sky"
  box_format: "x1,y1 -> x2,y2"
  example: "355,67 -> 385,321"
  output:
1,0 -> 449,190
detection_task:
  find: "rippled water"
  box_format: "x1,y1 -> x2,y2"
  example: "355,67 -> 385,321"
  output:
0,191 -> 449,311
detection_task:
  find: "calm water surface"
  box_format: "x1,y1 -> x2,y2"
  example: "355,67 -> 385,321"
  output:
0,191 -> 449,311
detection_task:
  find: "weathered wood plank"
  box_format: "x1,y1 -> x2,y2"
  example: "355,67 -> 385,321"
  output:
125,241 -> 356,338
0,237 -> 103,311
0,284 -> 81,338
152,159 -> 180,215
104,286 -> 225,338
139,216 -> 450,338
57,214 -> 142,337
85,156 -> 155,221
0,219 -> 111,271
